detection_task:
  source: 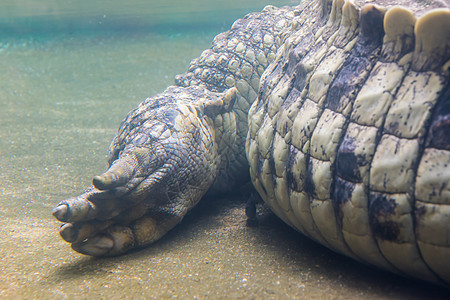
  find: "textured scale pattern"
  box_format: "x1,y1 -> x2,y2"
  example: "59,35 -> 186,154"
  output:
246,0 -> 450,285
52,0 -> 449,286
175,6 -> 299,192
51,5 -> 300,258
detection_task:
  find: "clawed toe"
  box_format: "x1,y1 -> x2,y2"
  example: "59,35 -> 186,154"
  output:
72,235 -> 115,256
59,223 -> 76,242
71,226 -> 136,256
59,220 -> 114,243
52,188 -> 98,222
52,204 -> 68,221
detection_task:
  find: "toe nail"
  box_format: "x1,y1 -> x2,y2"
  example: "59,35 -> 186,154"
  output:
52,205 -> 68,221
94,236 -> 114,250
59,223 -> 75,242
72,235 -> 114,256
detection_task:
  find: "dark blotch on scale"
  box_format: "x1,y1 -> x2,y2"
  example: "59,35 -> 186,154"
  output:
335,136 -> 367,182
279,54 -> 308,110
359,4 -> 385,47
325,55 -> 369,113
325,5 -> 385,114
281,87 -> 302,110
286,146 -> 301,192
304,155 -> 316,196
293,63 -> 308,93
369,192 -> 401,242
427,86 -> 450,150
332,177 -> 356,228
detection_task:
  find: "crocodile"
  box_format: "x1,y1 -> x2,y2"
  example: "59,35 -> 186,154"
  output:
52,0 -> 450,286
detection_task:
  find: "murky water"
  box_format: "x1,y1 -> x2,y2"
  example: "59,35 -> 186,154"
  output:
0,1 -> 448,298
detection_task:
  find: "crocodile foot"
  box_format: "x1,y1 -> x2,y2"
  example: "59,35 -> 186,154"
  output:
52,86 -> 236,256
52,149 -> 185,256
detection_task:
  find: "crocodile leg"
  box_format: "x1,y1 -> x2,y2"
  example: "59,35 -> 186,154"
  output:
52,4 -> 300,256
245,191 -> 259,227
52,86 -> 231,256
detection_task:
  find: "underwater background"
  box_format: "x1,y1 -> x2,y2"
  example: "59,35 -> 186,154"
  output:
0,0 -> 448,298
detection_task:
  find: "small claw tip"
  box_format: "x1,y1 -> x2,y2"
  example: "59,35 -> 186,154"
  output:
52,204 -> 68,221
59,223 -> 75,242
72,235 -> 114,256
92,174 -> 108,190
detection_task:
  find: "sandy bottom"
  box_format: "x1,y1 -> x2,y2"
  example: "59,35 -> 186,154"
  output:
1,193 -> 448,299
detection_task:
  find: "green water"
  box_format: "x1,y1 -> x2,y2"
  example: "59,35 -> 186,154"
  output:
0,0 -> 447,298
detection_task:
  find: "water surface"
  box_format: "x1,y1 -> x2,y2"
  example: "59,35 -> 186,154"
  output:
0,0 -> 448,298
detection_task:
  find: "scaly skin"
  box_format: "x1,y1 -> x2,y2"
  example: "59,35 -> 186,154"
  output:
52,6 -> 299,255
247,0 -> 450,285
53,0 -> 450,286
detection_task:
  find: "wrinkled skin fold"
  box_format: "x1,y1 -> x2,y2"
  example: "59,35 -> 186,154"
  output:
53,86 -> 223,255
53,0 -> 450,286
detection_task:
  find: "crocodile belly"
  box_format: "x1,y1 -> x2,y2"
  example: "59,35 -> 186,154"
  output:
246,0 -> 450,285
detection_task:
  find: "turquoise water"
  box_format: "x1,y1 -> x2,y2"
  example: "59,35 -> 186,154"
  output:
0,1 -> 447,298
0,0 -> 295,217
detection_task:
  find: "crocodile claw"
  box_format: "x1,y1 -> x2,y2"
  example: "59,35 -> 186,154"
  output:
52,204 -> 68,221
72,235 -> 115,256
